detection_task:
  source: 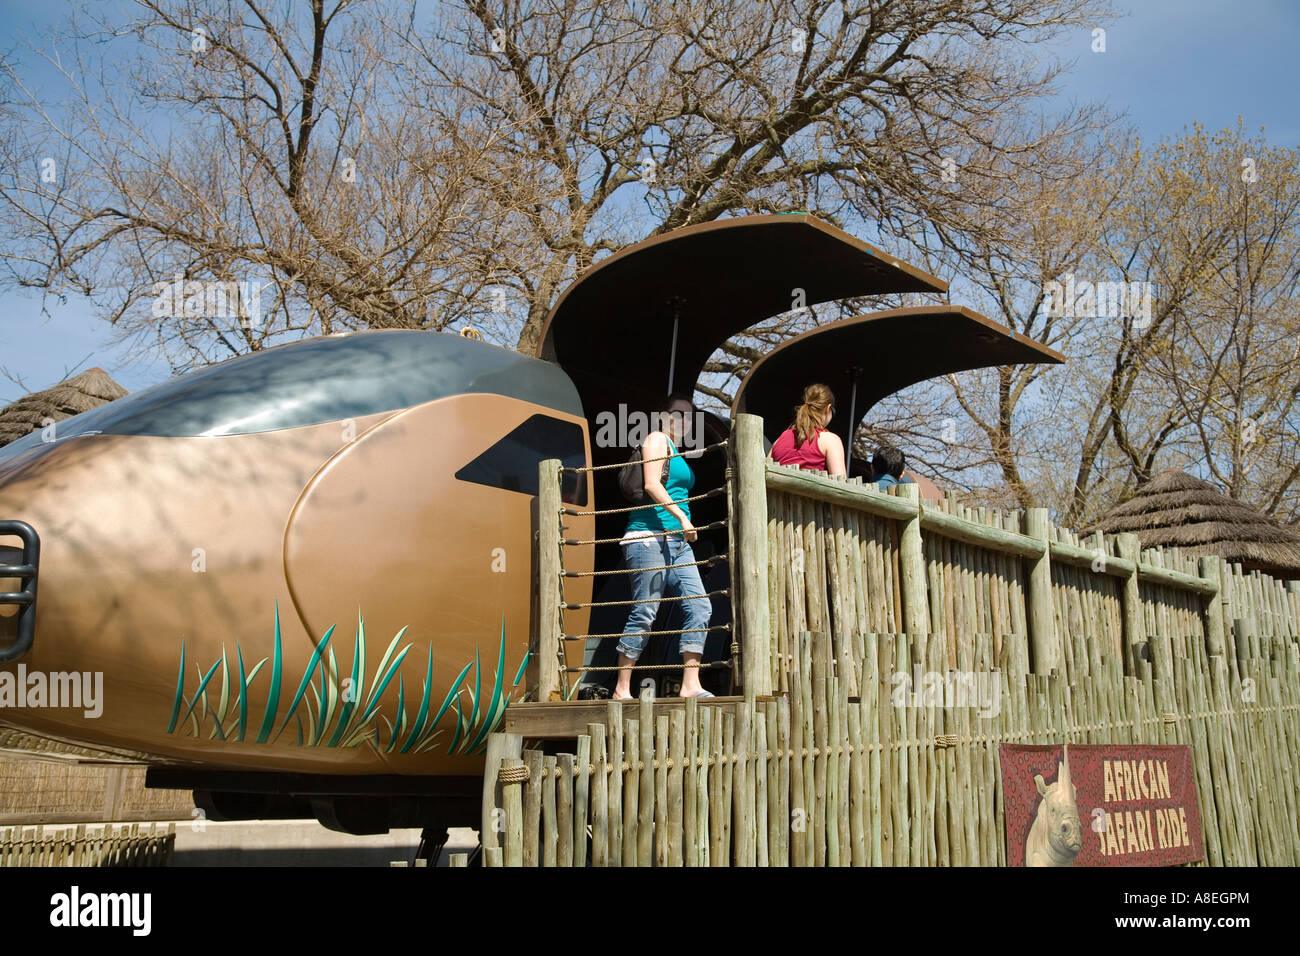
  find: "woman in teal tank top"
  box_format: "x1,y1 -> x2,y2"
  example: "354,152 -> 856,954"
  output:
612,394 -> 713,701
624,433 -> 695,533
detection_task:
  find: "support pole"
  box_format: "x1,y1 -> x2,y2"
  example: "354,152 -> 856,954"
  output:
1116,533 -> 1146,673
481,732 -> 522,861
501,757 -> 525,867
734,414 -> 772,695
1199,555 -> 1226,657
1025,508 -> 1059,674
897,483 -> 929,639
843,366 -> 860,452
536,458 -> 564,702
666,303 -> 681,393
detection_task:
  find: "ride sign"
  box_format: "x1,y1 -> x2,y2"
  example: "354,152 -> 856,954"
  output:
1000,743 -> 1203,867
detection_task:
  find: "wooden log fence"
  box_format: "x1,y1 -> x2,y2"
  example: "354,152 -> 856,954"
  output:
488,414 -> 1300,865
0,822 -> 175,866
482,628 -> 1298,866
0,754 -> 195,827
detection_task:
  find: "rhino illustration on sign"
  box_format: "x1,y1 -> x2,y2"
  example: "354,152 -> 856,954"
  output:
1026,750 -> 1084,866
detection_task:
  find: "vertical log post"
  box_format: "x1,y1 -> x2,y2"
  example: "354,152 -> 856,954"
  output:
501,757 -> 525,867
897,483 -> 929,639
734,414 -> 772,695
536,458 -> 564,702
1286,581 -> 1299,638
481,732 -> 522,860
1200,555 -> 1226,657
1025,508 -> 1059,674
1117,533 -> 1147,672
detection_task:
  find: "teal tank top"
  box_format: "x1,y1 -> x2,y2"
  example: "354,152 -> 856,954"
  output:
625,437 -> 695,533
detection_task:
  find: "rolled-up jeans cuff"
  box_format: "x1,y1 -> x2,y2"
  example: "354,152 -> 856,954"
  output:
616,637 -> 644,661
679,640 -> 706,656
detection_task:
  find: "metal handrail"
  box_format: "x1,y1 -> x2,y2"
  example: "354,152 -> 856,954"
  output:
0,520 -> 40,662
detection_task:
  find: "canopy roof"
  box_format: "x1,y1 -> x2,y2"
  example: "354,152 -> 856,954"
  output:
733,305 -> 1064,446
537,214 -> 947,463
1086,468 -> 1300,579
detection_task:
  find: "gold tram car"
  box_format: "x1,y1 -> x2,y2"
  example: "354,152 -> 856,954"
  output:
0,215 -> 1059,837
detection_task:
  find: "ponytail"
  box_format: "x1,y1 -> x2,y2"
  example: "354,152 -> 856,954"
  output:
791,383 -> 834,447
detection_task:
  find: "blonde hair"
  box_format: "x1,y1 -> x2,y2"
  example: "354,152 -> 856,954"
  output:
791,383 -> 834,447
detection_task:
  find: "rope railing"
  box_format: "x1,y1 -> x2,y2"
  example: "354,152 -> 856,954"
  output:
563,624 -> 731,642
561,439 -> 728,473
562,519 -> 729,546
566,660 -> 733,674
563,589 -> 730,609
534,431 -> 739,700
562,554 -> 728,577
563,486 -> 725,517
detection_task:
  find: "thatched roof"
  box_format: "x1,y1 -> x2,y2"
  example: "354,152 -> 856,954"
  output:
1086,468 -> 1300,578
0,368 -> 128,448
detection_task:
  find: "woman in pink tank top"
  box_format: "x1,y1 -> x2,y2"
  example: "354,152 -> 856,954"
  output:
769,383 -> 847,476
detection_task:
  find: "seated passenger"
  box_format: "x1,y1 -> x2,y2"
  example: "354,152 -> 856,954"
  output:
871,445 -> 915,490
769,383 -> 846,477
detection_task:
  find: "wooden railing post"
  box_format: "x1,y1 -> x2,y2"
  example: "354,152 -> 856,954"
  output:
1199,555 -> 1227,657
481,732 -> 522,862
1116,533 -> 1146,671
897,483 -> 929,639
734,414 -> 772,696
1025,508 -> 1059,674
535,458 -> 564,702
501,757 -> 525,867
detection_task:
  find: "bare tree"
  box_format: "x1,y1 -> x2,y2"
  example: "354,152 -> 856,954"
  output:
867,123 -> 1300,530
0,0 -> 506,371
406,0 -> 1113,352
1146,125 -> 1300,523
1,0 -> 1113,370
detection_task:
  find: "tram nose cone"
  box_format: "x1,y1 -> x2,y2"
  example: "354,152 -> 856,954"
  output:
0,434 -> 139,666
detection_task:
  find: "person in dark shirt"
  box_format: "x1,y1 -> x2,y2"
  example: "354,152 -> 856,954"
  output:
871,445 -> 915,490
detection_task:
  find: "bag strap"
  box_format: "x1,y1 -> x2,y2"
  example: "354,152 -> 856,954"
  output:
660,437 -> 676,482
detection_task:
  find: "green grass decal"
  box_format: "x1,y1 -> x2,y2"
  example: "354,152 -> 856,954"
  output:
273,623 -> 335,743
465,623 -> 508,755
167,610 -> 528,753
236,646 -> 249,742
254,603 -> 284,743
166,640 -> 186,735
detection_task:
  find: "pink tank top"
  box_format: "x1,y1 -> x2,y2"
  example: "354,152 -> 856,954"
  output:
771,427 -> 827,471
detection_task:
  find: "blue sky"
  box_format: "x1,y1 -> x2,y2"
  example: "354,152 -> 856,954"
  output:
1,0 -> 1296,404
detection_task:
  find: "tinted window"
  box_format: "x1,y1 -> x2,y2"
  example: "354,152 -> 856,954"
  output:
0,331 -> 583,451
455,415 -> 588,505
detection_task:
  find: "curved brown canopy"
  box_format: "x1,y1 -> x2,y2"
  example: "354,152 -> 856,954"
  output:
732,306 -> 1064,446
537,214 -> 947,458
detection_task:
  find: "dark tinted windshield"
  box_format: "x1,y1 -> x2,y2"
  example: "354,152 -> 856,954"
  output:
1,331 -> 582,451
455,414 -> 588,504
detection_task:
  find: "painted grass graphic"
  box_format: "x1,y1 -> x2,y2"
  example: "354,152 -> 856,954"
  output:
166,603 -> 529,756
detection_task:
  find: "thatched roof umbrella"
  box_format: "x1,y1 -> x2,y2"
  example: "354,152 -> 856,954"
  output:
0,368 -> 128,448
1086,468 -> 1300,580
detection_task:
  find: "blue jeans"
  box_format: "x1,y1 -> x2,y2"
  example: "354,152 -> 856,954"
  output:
617,533 -> 711,661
